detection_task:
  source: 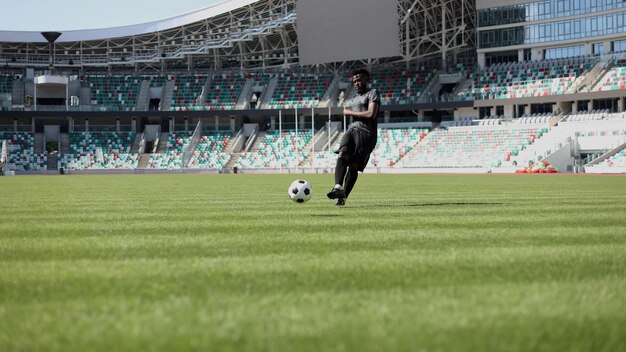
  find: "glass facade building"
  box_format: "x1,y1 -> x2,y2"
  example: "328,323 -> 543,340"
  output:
478,0 -> 626,52
479,11 -> 626,48
478,0 -> 626,27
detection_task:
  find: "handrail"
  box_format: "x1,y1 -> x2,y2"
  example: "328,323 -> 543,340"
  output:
244,126 -> 258,152
153,131 -> 160,154
1,140 -> 7,164
182,120 -> 203,167
138,132 -> 146,154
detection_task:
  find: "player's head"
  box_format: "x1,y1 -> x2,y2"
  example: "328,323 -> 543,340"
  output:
351,68 -> 370,94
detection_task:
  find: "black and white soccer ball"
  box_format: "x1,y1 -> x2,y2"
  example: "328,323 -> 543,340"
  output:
288,179 -> 312,203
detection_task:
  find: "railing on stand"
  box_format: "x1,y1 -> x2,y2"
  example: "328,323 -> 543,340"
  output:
1,140 -> 7,164
138,133 -> 146,154
244,125 -> 259,152
182,120 -> 203,167
153,131 -> 160,154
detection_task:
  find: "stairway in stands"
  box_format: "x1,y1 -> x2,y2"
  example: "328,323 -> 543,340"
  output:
47,153 -> 58,170
137,154 -> 151,168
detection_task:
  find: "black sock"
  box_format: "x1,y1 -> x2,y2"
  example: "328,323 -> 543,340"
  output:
344,168 -> 358,198
334,157 -> 349,186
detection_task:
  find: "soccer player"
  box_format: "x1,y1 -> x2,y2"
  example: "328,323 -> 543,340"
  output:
327,68 -> 380,206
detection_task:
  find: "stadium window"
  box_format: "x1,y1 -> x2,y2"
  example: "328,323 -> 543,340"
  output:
593,43 -> 605,55
573,19 -> 581,35
591,17 -> 598,35
524,49 -> 532,61
482,0 -> 626,27
525,27 -> 533,43
538,1 -> 550,20
485,51 -> 518,66
479,107 -> 492,118
558,23 -> 566,40
482,4 -> 626,49
573,0 -> 582,14
607,16 -> 614,30
531,103 -> 553,115
544,45 -> 584,60
593,98 -> 619,112
613,39 -> 626,52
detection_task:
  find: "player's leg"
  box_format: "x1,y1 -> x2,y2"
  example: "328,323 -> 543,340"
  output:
327,150 -> 348,200
331,153 -> 352,206
334,152 -> 349,188
328,131 -> 354,200
340,131 -> 375,203
344,164 -> 359,198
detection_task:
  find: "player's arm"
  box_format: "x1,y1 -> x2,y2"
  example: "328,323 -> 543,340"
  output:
343,101 -> 379,119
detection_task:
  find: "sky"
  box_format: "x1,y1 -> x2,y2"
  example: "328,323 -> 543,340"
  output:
0,0 -> 228,31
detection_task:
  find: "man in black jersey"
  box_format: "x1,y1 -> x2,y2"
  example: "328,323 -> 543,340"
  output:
327,68 -> 380,206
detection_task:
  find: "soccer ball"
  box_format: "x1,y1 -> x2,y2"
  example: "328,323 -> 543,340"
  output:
288,179 -> 312,203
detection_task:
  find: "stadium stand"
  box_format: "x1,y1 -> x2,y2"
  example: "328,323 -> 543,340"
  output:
594,59 -> 626,92
311,128 -> 429,168
204,73 -> 246,111
144,75 -> 168,88
564,110 -> 609,122
371,68 -> 434,105
147,132 -> 192,169
0,132 -> 46,171
591,148 -> 626,168
401,126 -> 545,168
518,113 -> 554,124
171,74 -> 208,111
235,130 -> 312,168
463,57 -> 595,99
369,128 -> 429,167
511,114 -> 626,169
268,72 -> 332,109
442,117 -> 475,127
187,132 -> 232,170
87,75 -> 139,112
1,0 -> 626,176
58,132 -> 138,170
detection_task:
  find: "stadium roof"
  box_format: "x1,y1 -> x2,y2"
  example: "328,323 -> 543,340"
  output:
0,0 -> 259,43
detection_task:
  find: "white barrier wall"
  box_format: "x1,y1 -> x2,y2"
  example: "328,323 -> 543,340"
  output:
577,136 -> 626,151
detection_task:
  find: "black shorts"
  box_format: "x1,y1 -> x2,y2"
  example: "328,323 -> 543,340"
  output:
336,127 -> 377,172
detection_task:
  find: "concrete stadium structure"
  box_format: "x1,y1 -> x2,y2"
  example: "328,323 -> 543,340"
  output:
0,0 -> 625,175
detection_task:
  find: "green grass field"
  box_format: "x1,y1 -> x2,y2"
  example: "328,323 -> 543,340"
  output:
1,174 -> 625,352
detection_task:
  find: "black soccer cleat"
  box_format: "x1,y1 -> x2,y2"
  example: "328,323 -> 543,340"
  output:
335,198 -> 346,206
327,187 -> 346,200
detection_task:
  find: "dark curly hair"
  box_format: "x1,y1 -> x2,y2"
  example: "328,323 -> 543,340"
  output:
351,68 -> 370,79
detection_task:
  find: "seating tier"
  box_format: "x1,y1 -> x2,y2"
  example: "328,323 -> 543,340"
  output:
188,132 -> 232,169
88,75 -> 141,111
147,132 -> 192,169
0,132 -> 46,171
59,132 -> 137,170
235,130 -> 311,168
312,128 -> 428,168
402,127 -> 545,168
268,73 -> 332,109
